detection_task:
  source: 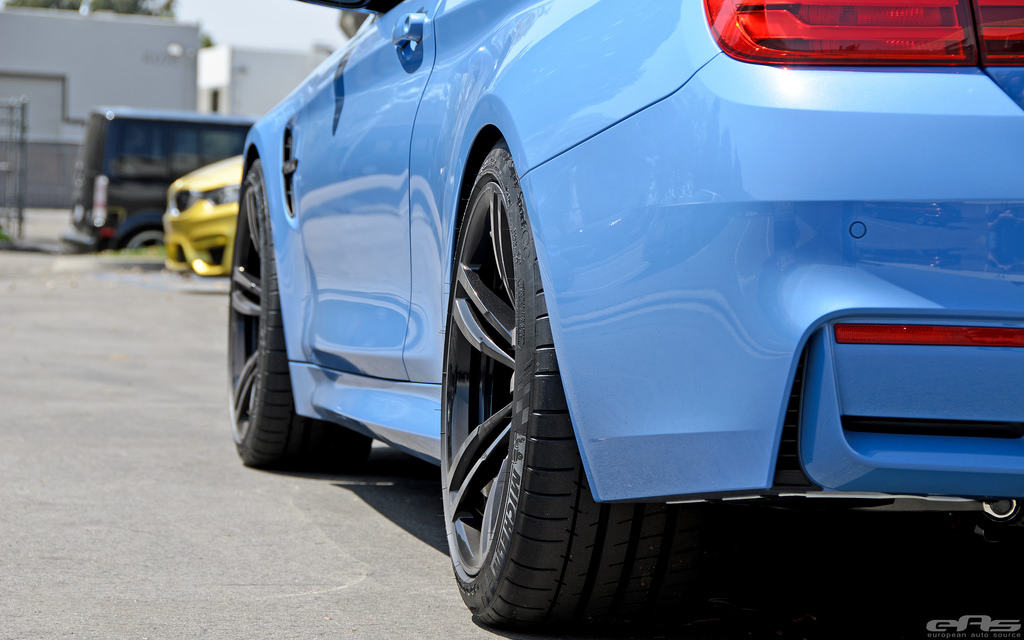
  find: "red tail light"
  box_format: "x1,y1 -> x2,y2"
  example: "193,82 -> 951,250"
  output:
835,324 -> 1024,347
92,174 -> 109,227
975,0 -> 1024,64
705,0 -> 979,64
705,1 -> 1024,65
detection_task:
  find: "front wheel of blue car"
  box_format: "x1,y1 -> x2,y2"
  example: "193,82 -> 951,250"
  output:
228,159 -> 371,470
442,144 -> 706,627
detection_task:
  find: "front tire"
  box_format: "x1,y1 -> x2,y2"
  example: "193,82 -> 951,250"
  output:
228,159 -> 371,470
442,145 -> 705,627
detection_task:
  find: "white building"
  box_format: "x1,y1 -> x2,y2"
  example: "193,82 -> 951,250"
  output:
0,7 -> 200,206
198,45 -> 331,119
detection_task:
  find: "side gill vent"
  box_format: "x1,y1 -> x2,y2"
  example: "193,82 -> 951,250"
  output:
772,353 -> 817,490
282,126 -> 297,217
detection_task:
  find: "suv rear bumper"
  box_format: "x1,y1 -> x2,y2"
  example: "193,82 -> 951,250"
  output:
60,227 -> 100,253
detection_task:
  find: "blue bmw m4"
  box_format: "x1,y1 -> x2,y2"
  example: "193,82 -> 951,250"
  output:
227,0 -> 1024,626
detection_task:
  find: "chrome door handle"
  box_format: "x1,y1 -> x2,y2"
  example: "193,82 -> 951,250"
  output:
393,13 -> 427,47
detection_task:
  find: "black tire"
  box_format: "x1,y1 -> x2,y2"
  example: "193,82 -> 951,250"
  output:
442,144 -> 705,627
228,159 -> 371,470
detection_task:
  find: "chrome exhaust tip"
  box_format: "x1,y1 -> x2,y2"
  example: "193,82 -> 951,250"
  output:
982,499 -> 1019,521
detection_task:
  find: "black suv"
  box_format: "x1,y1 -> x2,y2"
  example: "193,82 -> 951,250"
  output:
63,108 -> 252,251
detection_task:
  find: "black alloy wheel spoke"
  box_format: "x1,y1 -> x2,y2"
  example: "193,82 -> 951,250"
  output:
232,352 -> 258,424
246,189 -> 261,251
230,203 -> 263,318
231,289 -> 261,316
452,296 -> 515,369
231,264 -> 263,317
457,264 -> 514,344
233,266 -> 262,301
451,187 -> 516,370
448,402 -> 513,491
450,423 -> 511,518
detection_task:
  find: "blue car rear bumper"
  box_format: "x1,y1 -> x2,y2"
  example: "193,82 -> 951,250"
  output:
521,54 -> 1024,502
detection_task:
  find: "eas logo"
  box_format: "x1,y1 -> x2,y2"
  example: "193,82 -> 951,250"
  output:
927,615 -> 1022,633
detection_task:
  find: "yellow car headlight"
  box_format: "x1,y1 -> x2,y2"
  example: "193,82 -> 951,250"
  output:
205,184 -> 240,207
169,184 -> 239,216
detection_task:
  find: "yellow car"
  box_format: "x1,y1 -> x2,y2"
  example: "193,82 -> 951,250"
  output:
163,156 -> 243,276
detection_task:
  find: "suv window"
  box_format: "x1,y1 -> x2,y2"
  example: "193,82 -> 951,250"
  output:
167,124 -> 249,178
169,125 -> 201,178
103,118 -> 249,181
112,120 -> 168,180
202,127 -> 247,165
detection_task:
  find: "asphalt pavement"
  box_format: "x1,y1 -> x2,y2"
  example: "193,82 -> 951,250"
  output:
0,251 -> 490,639
1,244 -> 1023,640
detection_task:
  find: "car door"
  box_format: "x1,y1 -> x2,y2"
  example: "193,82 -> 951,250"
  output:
291,2 -> 439,380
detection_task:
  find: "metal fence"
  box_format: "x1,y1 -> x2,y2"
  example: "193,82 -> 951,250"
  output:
0,98 -> 28,239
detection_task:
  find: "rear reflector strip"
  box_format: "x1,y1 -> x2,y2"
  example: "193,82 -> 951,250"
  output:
843,415 -> 1024,438
835,324 -> 1024,347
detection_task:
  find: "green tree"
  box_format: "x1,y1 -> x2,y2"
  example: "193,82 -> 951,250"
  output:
5,0 -> 175,16
4,0 -> 80,8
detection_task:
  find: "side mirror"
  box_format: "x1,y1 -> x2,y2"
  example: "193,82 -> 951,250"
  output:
292,0 -> 398,12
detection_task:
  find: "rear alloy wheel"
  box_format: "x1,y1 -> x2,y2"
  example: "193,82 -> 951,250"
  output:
123,228 -> 164,249
228,159 -> 371,469
442,144 -> 706,627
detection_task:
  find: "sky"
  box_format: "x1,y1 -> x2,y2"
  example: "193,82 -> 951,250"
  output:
175,0 -> 348,52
